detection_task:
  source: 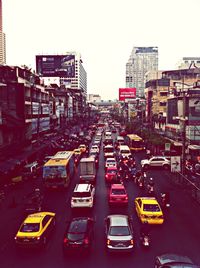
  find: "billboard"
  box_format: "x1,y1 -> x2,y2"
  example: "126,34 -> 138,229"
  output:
36,55 -> 75,78
119,88 -> 136,101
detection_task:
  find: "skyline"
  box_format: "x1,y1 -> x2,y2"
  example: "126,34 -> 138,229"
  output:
2,0 -> 200,100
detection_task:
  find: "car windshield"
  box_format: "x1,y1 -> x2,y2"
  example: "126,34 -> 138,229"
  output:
109,226 -> 130,236
105,148 -> 114,153
143,204 -> 161,212
73,192 -> 91,198
69,220 -> 87,233
112,189 -> 126,195
20,223 -> 40,232
107,169 -> 117,174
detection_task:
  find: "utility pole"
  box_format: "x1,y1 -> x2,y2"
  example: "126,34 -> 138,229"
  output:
181,91 -> 187,176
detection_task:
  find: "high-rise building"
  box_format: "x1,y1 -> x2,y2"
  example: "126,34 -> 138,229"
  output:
36,52 -> 87,95
126,46 -> 158,97
0,0 -> 6,65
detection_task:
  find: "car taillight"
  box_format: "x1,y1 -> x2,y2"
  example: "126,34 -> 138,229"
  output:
105,175 -> 108,178
84,238 -> 89,245
107,239 -> 110,245
36,236 -> 41,240
63,238 -> 68,244
14,236 -> 17,240
130,239 -> 134,245
125,196 -> 128,200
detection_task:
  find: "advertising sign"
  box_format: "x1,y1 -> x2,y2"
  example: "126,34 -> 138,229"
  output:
119,88 -> 136,101
36,55 -> 75,78
171,156 -> 181,173
165,143 -> 171,151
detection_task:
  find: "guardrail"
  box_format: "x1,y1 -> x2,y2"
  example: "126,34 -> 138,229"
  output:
172,171 -> 200,204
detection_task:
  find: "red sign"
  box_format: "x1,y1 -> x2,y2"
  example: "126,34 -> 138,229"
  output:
119,88 -> 136,101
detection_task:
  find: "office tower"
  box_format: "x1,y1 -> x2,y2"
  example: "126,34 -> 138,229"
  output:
0,0 -> 6,65
126,46 -> 158,97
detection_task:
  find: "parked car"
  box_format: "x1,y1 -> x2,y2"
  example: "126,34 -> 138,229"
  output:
63,217 -> 94,253
155,253 -> 199,267
108,184 -> 128,206
15,212 -> 56,248
104,214 -> 134,252
141,156 -> 170,170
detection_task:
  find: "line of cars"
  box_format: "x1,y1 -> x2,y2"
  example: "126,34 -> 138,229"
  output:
13,119 -> 200,266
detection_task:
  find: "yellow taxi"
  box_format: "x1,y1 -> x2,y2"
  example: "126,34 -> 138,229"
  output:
135,197 -> 164,225
73,148 -> 82,164
78,144 -> 87,154
15,212 -> 56,247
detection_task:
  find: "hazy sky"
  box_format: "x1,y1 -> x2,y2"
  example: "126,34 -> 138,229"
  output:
3,0 -> 200,100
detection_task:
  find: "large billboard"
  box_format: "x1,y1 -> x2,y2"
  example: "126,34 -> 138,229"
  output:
119,88 -> 136,101
36,55 -> 75,78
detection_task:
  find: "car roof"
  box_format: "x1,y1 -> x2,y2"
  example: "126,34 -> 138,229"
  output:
138,197 -> 158,204
25,212 -> 54,223
74,183 -> 91,192
106,158 -> 116,161
108,215 -> 128,226
156,254 -> 193,265
68,217 -> 91,232
111,184 -> 125,189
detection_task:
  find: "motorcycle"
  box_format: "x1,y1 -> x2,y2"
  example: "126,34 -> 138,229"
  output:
147,184 -> 154,196
161,192 -> 170,208
140,233 -> 150,247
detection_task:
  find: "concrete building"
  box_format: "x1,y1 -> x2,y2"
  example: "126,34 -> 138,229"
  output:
0,0 -> 6,65
176,57 -> 200,69
0,65 -> 50,151
87,94 -> 101,103
36,52 -> 87,120
126,46 -> 158,97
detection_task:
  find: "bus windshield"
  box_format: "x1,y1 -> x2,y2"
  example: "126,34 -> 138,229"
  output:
43,166 -> 67,179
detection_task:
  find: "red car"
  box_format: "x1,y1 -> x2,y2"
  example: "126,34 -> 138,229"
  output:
105,167 -> 119,183
108,184 -> 128,205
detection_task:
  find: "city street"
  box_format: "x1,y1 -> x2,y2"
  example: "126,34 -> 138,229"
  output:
0,133 -> 200,268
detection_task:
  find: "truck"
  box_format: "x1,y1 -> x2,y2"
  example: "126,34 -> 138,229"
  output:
79,157 -> 96,184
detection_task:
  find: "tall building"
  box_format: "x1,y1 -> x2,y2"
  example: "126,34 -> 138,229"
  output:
0,0 -> 6,65
126,46 -> 158,97
36,52 -> 87,95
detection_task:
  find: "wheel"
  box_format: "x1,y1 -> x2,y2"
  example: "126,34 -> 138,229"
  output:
163,164 -> 169,170
144,164 -> 149,170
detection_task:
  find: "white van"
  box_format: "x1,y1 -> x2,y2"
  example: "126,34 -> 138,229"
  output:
105,131 -> 112,140
119,145 -> 131,158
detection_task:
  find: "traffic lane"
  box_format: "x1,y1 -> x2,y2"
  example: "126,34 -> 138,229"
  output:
0,168 -> 80,268
140,168 -> 200,264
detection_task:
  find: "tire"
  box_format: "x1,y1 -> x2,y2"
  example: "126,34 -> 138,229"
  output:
144,164 -> 149,170
163,164 -> 169,170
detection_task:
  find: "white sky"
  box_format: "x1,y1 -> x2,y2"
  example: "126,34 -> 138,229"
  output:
3,0 -> 200,100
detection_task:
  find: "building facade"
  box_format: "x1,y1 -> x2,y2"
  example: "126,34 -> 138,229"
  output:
176,57 -> 200,69
36,52 -> 87,120
126,46 -> 158,97
0,65 -> 51,151
87,94 -> 101,103
0,0 -> 6,65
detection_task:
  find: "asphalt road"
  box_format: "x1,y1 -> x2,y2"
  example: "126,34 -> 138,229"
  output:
0,132 -> 200,268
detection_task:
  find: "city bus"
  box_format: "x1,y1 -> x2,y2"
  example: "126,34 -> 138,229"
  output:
43,151 -> 75,188
126,134 -> 145,152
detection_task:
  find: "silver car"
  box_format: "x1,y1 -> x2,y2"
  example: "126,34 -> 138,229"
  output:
155,254 -> 200,268
104,214 -> 134,252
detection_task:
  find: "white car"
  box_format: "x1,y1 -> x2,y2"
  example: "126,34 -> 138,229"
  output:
141,156 -> 170,170
90,145 -> 99,154
105,158 -> 117,170
71,184 -> 95,209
